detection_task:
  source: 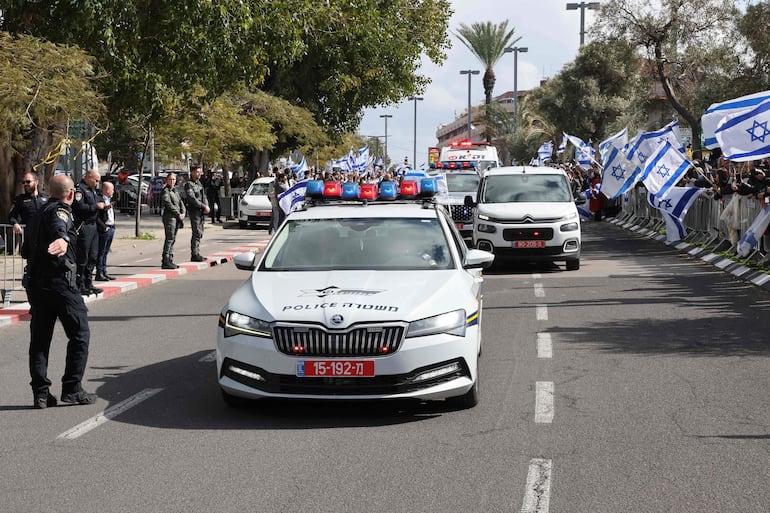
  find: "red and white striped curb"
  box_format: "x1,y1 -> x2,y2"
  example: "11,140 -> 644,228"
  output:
0,241 -> 268,328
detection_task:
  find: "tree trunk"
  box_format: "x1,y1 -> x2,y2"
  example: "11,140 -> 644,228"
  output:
654,45 -> 702,152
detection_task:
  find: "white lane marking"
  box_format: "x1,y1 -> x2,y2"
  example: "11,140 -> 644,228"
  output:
536,305 -> 548,320
199,351 -> 217,362
535,381 -> 554,423
521,458 -> 553,513
135,257 -> 152,263
532,273 -> 542,279
56,388 -> 163,440
537,333 -> 553,359
533,283 -> 545,298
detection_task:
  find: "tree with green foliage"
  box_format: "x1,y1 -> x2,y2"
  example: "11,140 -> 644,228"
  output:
454,20 -> 521,142
592,0 -> 741,150
0,32 -> 105,221
529,39 -> 646,144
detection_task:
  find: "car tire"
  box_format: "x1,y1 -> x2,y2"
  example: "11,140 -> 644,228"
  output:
238,220 -> 247,228
447,373 -> 479,409
566,258 -> 580,271
221,388 -> 251,408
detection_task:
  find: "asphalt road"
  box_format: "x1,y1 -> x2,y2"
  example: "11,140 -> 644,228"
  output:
1,221 -> 768,513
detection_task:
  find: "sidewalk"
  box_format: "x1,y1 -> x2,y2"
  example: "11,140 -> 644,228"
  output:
0,211 -> 270,328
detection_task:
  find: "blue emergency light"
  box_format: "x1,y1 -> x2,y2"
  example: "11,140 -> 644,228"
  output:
341,182 -> 360,199
305,179 -> 325,198
378,181 -> 398,200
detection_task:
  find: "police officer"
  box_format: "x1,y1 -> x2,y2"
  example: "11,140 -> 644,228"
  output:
161,173 -> 186,269
23,174 -> 96,408
8,171 -> 48,254
184,164 -> 210,261
72,169 -> 106,295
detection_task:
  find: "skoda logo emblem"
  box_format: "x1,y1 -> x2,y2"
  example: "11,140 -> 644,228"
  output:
330,314 -> 344,325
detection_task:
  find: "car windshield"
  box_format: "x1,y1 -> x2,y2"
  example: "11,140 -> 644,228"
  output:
480,174 -> 572,203
261,217 -> 454,271
247,182 -> 271,196
446,173 -> 480,193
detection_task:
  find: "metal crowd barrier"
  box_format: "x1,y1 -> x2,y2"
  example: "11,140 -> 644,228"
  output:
1,224 -> 25,308
617,186 -> 769,261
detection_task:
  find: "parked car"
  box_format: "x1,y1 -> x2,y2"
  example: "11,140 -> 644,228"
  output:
238,176 -> 274,228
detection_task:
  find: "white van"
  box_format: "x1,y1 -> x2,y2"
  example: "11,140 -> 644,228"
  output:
465,166 -> 585,270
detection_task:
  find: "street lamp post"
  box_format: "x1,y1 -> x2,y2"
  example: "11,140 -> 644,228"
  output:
379,114 -> 393,166
503,46 -> 528,127
408,96 -> 424,168
566,2 -> 600,46
459,70 -> 480,140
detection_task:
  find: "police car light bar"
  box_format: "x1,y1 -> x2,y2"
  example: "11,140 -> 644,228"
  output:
429,161 -> 477,170
304,179 -> 438,202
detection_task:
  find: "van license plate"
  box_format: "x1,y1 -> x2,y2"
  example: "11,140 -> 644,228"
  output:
514,240 -> 546,248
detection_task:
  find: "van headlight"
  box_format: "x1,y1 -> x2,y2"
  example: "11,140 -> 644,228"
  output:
406,309 -> 466,338
560,211 -> 578,221
560,222 -> 579,232
222,310 -> 272,338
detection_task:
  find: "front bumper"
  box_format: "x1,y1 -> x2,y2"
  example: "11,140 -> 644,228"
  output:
217,327 -> 479,401
239,208 -> 272,224
473,221 -> 580,261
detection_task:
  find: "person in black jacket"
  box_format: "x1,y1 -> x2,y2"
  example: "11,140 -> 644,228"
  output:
72,169 -> 106,295
8,171 -> 48,254
23,174 -> 97,408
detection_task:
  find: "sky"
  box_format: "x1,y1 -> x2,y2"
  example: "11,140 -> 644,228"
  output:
358,0 -> 600,167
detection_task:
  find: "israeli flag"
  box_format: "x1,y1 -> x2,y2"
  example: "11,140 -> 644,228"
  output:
537,141 -> 553,163
640,141 -> 692,198
599,145 -> 638,199
577,144 -> 593,170
599,127 -> 628,157
278,179 -> 309,215
557,134 -> 567,154
702,90 -> 770,149
736,204 -> 770,257
433,173 -> 449,199
564,133 -> 586,151
577,189 -> 593,221
290,156 -> 308,181
647,186 -> 704,242
374,157 -> 384,169
714,99 -> 770,162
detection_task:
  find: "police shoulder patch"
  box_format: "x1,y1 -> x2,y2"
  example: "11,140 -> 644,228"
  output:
74,191 -> 83,202
56,209 -> 70,222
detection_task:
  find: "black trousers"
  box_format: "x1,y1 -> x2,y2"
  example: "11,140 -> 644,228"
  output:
76,223 -> 98,288
27,279 -> 90,394
162,215 -> 179,262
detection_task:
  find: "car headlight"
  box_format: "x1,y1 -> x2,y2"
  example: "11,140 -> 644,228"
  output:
478,213 -> 491,221
222,310 -> 272,338
560,222 -> 579,232
406,309 -> 466,338
240,200 -> 249,207
560,211 -> 578,221
477,223 -> 496,233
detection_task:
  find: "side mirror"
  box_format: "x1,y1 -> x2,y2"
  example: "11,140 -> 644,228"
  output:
463,249 -> 495,269
575,193 -> 587,205
233,251 -> 258,271
464,195 -> 476,207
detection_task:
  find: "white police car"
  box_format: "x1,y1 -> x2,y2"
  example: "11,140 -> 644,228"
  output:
217,178 -> 494,408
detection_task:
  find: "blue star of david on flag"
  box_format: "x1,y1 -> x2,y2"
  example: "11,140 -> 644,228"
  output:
655,198 -> 672,209
637,151 -> 647,163
611,165 -> 625,180
746,120 -> 770,143
656,164 -> 671,179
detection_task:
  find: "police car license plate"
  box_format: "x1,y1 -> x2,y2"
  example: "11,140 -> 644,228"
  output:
514,240 -> 546,248
297,360 -> 375,377
257,212 -> 270,216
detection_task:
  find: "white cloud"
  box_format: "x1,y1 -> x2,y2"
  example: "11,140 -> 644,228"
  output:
358,0 -> 600,165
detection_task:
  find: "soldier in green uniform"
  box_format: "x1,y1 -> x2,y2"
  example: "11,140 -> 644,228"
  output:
183,165 -> 210,262
161,173 -> 186,269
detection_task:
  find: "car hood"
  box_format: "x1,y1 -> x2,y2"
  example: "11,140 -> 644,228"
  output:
478,202 -> 576,220
241,195 -> 271,208
228,269 -> 471,328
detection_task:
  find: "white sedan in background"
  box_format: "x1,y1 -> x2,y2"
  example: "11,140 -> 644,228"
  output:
238,176 -> 274,229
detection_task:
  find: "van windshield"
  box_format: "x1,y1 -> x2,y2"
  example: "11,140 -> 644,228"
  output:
480,174 -> 572,203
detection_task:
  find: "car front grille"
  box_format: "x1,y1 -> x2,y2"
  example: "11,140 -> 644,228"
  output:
502,227 -> 555,241
449,204 -> 475,223
273,324 -> 405,356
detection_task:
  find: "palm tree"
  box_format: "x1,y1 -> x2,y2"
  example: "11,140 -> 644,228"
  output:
454,21 -> 521,141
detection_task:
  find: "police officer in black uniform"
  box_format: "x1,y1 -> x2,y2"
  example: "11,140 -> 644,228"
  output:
23,174 -> 97,408
8,171 -> 48,254
72,169 -> 106,295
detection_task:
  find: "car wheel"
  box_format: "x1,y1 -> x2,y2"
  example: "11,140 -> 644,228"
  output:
566,258 -> 580,271
447,373 -> 479,409
238,220 -> 247,228
221,388 -> 251,408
